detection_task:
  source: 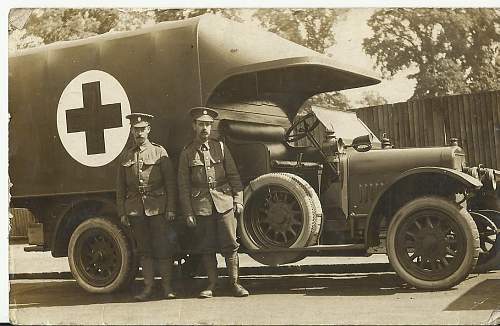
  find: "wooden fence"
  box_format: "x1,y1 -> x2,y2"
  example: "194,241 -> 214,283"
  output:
356,90 -> 500,170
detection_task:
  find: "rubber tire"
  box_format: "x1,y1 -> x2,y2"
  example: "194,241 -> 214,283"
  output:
387,196 -> 479,290
68,217 -> 134,293
473,210 -> 500,273
240,172 -> 323,266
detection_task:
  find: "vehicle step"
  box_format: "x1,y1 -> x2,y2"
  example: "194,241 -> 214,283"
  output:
243,244 -> 366,254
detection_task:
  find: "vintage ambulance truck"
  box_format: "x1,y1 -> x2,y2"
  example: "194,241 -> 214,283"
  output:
9,14 -> 499,293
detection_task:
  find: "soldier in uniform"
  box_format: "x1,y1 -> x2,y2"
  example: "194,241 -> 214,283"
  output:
178,107 -> 249,298
116,113 -> 178,301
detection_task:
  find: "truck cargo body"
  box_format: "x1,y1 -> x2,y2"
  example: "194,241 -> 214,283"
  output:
10,15 -> 376,199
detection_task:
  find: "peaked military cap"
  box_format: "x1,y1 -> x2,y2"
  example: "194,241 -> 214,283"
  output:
190,107 -> 218,122
126,113 -> 154,127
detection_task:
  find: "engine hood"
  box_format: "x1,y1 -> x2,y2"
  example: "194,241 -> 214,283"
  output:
348,146 -> 466,177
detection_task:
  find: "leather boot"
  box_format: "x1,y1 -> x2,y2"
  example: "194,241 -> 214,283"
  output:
158,258 -> 176,299
134,257 -> 155,301
225,253 -> 249,297
199,254 -> 218,298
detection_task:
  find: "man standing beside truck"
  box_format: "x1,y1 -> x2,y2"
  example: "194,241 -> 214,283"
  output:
116,113 -> 178,301
178,107 -> 249,298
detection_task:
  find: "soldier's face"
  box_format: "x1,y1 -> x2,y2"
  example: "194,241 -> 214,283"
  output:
193,120 -> 212,142
132,125 -> 150,145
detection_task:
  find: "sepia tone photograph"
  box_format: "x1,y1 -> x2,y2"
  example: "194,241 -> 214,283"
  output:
6,4 -> 500,325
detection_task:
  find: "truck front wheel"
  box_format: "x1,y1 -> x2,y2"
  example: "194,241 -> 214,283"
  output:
387,196 -> 479,290
68,217 -> 134,293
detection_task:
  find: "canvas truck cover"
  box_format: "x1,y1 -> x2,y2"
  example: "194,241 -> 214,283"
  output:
9,14 -> 380,198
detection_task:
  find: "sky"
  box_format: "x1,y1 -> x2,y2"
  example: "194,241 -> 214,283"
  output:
328,8 -> 417,107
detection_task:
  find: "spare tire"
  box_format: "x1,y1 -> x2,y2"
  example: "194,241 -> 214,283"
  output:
240,173 -> 322,266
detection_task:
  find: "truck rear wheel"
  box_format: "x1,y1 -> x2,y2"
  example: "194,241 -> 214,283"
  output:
68,217 -> 134,293
240,173 -> 322,266
387,196 -> 479,290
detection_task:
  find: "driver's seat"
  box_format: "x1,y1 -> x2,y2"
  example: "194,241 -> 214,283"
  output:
219,119 -> 321,186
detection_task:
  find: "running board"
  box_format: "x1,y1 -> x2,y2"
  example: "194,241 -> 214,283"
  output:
242,244 -> 366,254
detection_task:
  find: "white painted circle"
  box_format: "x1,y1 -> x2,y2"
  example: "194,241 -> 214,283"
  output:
57,70 -> 131,167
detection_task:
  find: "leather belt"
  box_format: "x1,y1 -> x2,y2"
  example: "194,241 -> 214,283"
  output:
137,185 -> 165,195
192,180 -> 228,190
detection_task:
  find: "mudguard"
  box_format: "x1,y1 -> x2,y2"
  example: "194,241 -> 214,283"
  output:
365,167 -> 483,247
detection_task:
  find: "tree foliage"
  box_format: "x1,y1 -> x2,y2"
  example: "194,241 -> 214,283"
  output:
253,8 -> 346,53
9,8 -> 240,50
357,91 -> 388,107
363,8 -> 500,99
154,8 -> 242,23
25,9 -> 120,44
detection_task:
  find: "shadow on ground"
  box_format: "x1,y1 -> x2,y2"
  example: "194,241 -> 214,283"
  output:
445,278 -> 500,311
10,271 -> 430,309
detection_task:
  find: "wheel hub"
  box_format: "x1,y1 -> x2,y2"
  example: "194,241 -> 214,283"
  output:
267,202 -> 294,232
76,229 -> 121,287
416,227 -> 447,259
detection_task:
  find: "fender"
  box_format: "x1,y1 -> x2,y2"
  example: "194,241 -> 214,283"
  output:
364,167 -> 483,247
51,195 -> 119,256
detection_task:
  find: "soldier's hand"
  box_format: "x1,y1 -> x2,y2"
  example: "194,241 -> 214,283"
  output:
186,215 -> 197,228
234,203 -> 243,217
165,211 -> 176,222
120,215 -> 130,227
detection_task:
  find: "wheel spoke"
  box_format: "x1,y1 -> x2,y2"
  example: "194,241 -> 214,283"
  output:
446,247 -> 456,256
281,232 -> 288,244
405,240 -> 416,248
484,230 -> 496,236
406,231 -> 416,239
288,229 -> 297,238
409,252 -> 418,261
426,216 -> 434,228
414,220 -> 422,230
485,238 -> 496,245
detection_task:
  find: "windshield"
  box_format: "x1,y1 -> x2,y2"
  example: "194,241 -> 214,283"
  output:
311,106 -> 380,144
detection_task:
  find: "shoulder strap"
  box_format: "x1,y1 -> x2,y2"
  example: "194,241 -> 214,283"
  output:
182,140 -> 194,151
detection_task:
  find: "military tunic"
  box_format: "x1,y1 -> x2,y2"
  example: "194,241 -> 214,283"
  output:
116,140 -> 178,258
178,139 -> 243,256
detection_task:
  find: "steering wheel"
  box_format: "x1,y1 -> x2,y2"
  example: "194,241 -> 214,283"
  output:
284,112 -> 321,143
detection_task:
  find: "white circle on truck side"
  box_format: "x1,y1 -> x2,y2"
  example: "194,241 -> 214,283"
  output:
57,70 -> 131,167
